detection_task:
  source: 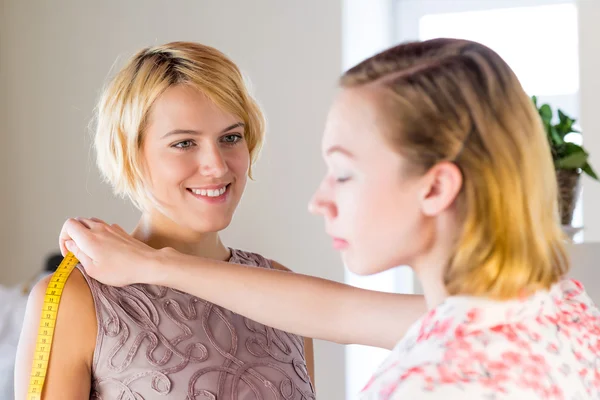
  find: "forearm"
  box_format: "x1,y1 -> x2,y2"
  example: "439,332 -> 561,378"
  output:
153,249 -> 426,348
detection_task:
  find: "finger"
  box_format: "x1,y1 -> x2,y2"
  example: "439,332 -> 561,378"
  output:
74,217 -> 107,230
90,217 -> 112,227
65,240 -> 94,269
110,224 -> 128,235
62,218 -> 99,260
59,218 -> 78,256
75,216 -> 91,229
60,239 -> 68,257
82,217 -> 111,230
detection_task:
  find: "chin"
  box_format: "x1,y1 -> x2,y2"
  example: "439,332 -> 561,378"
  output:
342,254 -> 376,276
178,213 -> 233,234
192,220 -> 232,234
342,252 -> 400,276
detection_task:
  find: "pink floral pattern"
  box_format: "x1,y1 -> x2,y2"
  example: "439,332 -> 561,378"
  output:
361,279 -> 600,399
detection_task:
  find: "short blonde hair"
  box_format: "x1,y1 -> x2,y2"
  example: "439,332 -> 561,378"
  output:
95,41 -> 265,210
341,39 -> 569,299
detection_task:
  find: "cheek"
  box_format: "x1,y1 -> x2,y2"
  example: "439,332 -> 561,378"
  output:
344,179 -> 419,250
145,151 -> 198,191
340,178 -> 393,220
334,185 -> 381,239
226,147 -> 251,178
371,185 -> 425,266
353,190 -> 390,233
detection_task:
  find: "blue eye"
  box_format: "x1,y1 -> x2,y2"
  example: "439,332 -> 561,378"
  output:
221,134 -> 243,145
173,140 -> 195,150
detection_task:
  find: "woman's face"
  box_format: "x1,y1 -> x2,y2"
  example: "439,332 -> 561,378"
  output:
310,87 -> 440,275
141,84 -> 250,234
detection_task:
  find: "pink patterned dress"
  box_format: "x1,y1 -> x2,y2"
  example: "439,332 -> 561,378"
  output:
361,279 -> 600,399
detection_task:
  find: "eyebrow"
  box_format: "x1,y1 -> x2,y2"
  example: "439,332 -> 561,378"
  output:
325,145 -> 355,158
162,122 -> 245,139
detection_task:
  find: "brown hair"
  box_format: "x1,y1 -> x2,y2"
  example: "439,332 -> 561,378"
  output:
341,38 -> 568,299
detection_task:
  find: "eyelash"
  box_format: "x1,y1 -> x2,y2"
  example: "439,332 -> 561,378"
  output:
221,133 -> 244,145
336,177 -> 351,183
172,134 -> 244,151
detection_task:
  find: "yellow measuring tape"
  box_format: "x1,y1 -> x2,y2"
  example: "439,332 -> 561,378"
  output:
27,252 -> 79,400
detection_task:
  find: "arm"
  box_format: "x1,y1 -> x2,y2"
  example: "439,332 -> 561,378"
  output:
14,269 -> 97,399
62,218 -> 427,350
270,261 -> 315,386
153,249 -> 425,349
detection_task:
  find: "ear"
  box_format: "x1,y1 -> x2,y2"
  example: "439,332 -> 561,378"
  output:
419,162 -> 463,216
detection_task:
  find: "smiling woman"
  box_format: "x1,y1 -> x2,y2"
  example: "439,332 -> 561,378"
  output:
159,120 -> 248,202
14,42 -> 316,400
136,84 -> 251,234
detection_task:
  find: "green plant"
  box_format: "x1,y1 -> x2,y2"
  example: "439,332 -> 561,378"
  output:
532,95 -> 598,180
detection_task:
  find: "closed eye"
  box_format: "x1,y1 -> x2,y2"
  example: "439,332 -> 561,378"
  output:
336,176 -> 351,183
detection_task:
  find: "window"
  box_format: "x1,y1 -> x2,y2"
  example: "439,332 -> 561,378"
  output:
418,4 -> 578,96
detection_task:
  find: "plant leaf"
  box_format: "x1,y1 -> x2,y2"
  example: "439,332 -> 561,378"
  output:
582,162 -> 599,180
563,142 -> 586,154
549,125 -> 563,146
557,109 -> 568,124
539,104 -> 553,123
557,150 -> 589,169
556,109 -> 576,135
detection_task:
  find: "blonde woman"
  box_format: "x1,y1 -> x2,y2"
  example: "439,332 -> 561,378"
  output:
59,39 -> 600,398
15,42 -> 316,399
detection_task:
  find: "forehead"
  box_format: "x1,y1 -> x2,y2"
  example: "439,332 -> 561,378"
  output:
147,85 -> 239,132
322,87 -> 389,154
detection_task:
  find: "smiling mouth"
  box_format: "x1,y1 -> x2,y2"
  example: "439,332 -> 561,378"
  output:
187,184 -> 231,198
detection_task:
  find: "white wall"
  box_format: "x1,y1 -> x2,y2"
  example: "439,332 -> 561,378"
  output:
578,0 -> 600,242
0,0 -> 11,261
0,1 -> 345,398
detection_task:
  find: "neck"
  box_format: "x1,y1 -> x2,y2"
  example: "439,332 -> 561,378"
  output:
411,216 -> 456,310
413,259 -> 448,310
132,212 -> 231,261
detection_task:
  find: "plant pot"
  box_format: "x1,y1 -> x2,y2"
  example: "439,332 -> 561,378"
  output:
556,168 -> 581,226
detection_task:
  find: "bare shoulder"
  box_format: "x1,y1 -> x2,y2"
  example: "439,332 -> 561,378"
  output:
46,267 -> 92,297
24,267 -> 96,335
29,268 -> 96,325
14,268 -> 96,399
270,259 -> 293,272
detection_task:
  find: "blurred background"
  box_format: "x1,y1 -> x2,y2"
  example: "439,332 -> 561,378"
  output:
1,0 -> 599,399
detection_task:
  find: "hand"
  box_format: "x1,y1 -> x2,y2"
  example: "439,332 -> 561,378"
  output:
59,217 -> 162,286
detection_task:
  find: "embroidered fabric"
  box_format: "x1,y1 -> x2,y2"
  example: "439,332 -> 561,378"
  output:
78,248 -> 315,400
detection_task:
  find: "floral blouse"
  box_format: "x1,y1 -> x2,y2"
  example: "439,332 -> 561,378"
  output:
361,279 -> 600,399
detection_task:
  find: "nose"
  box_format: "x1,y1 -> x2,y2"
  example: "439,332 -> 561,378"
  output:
308,179 -> 337,219
199,144 -> 228,178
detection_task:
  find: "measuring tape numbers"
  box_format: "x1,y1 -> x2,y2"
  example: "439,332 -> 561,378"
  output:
27,252 -> 79,400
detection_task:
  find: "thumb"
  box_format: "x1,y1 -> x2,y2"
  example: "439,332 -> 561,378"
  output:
65,240 -> 94,271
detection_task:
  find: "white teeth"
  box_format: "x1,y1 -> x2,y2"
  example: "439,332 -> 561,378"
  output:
191,186 -> 227,197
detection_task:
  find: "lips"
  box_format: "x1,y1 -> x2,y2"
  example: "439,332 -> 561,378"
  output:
188,185 -> 228,197
187,183 -> 231,202
332,237 -> 349,250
